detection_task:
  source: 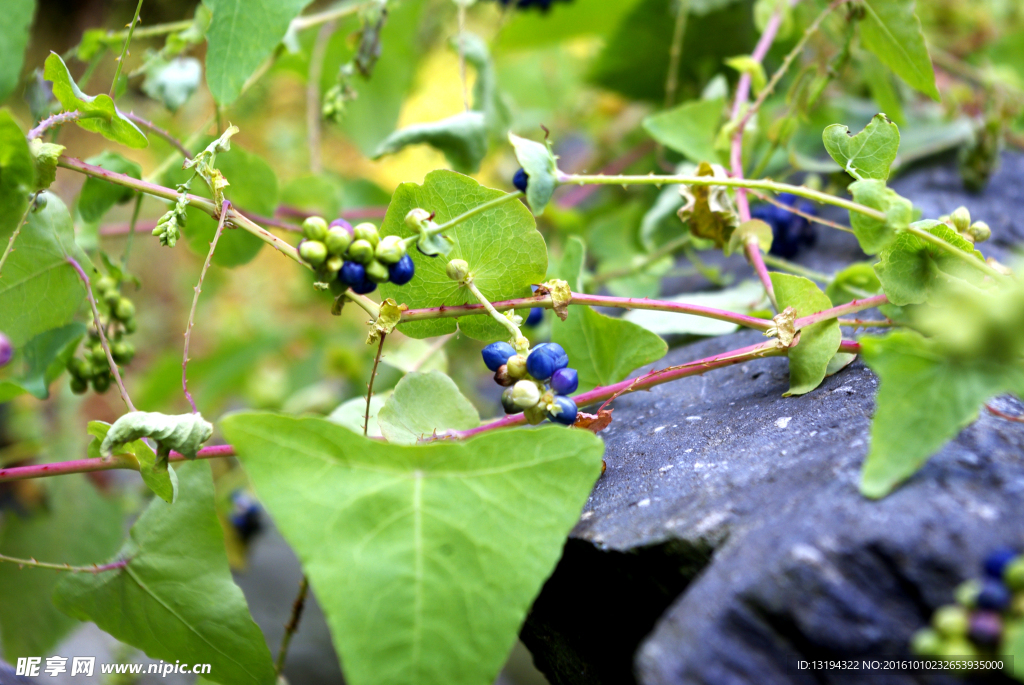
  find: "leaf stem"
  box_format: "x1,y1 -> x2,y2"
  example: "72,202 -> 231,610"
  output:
365,333 -> 387,436
0,200 -> 34,278
0,553 -> 128,574
307,20 -> 337,174
794,293 -> 888,328
464,279 -> 524,341
121,193 -> 143,267
291,0 -> 370,31
402,191 -> 524,249
663,0 -> 691,109
95,18 -> 191,43
0,444 -> 235,483
760,253 -> 832,283
123,111 -> 192,158
275,575 -> 309,676
110,0 -> 145,98
67,255 -> 137,413
749,189 -> 855,234
902,223 -> 1005,280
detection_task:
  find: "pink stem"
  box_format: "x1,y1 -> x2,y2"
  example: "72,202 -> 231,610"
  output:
28,110 -> 82,139
0,444 -> 237,483
839,339 -> 861,354
795,294 -> 888,328
745,240 -> 777,307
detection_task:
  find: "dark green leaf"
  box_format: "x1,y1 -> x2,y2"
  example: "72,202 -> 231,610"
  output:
860,0 -> 940,101
822,113 -> 900,181
0,109 -> 35,238
771,273 -> 841,396
859,50 -> 906,127
874,220 -> 986,306
0,0 -> 35,101
54,461 -> 276,685
642,97 -> 725,164
373,111 -> 487,174
220,412 -> 604,685
0,323 -> 84,401
847,179 -> 912,255
377,371 -> 479,444
77,151 -> 141,222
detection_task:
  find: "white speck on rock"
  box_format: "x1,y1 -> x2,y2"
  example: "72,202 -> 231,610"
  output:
659,464 -> 674,472
833,385 -> 855,394
580,510 -> 594,520
685,448 -> 693,453
654,426 -> 666,433
809,430 -> 818,437
850,439 -> 864,448
686,416 -> 702,421
775,416 -> 793,429
637,498 -> 651,507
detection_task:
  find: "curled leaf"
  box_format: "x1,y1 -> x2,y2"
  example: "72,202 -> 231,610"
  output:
29,139 -> 64,191
537,279 -> 572,321
367,298 -> 408,345
509,132 -> 558,215
726,218 -> 773,257
575,409 -> 613,433
677,162 -> 738,248
373,112 -> 487,174
87,421 -> 178,503
100,411 -> 213,460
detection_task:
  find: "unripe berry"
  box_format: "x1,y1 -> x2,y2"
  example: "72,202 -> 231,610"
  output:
299,240 -> 328,266
70,376 -> 89,394
405,208 -> 431,231
302,216 -> 329,242
95,276 -> 117,295
481,342 -> 516,371
1004,558 -> 1024,590
111,341 -> 134,365
511,380 -> 542,409
524,402 -> 547,425
92,372 -> 111,393
32,192 -> 48,212
501,387 -> 517,414
376,235 -> 407,264
950,206 -> 971,233
89,346 -> 107,365
104,290 -> 121,308
67,356 -> 90,379
353,223 -> 380,247
123,318 -> 138,334
933,606 -> 969,637
968,221 -> 991,243
0,332 -> 11,367
547,395 -> 578,425
325,226 -> 353,255
494,365 -> 513,387
910,628 -> 943,656
347,239 -> 375,264
388,254 -> 415,285
954,579 -> 980,608
364,259 -> 391,284
506,354 -> 527,380
446,259 -> 470,282
325,255 -> 344,273
115,298 -> 135,321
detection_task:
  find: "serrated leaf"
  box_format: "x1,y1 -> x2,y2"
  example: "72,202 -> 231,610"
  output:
77,151 -> 141,222
874,220 -> 986,306
0,109 -> 35,238
373,111 -> 487,174
771,273 -> 840,396
825,262 -> 881,305
141,56 -> 202,112
54,461 -> 276,685
204,0 -> 311,105
220,412 -> 604,685
509,133 -> 558,215
822,113 -> 900,181
726,218 -> 773,257
0,0 -> 35,101
100,411 -> 213,460
0,193 -> 90,347
42,53 -> 148,148
858,331 -> 1024,498
847,179 -> 912,255
860,0 -> 939,101
0,475 -> 123,659
0,323 -> 83,402
623,280 -> 767,337
677,161 -> 739,248
552,237 -> 667,394
642,97 -> 724,163
87,421 -> 178,503
377,371 -> 479,444
378,170 -> 547,342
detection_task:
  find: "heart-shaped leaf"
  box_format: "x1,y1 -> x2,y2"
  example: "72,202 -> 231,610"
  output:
220,412 -> 605,685
822,113 -> 900,181
771,273 -> 841,396
377,371 -> 480,444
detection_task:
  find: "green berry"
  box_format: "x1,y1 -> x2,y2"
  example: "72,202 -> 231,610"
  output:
302,216 -> 329,242
524,403 -> 547,425
114,297 -> 135,321
299,240 -> 328,266
111,341 -> 134,365
70,376 -> 89,394
89,346 -> 107,365
104,290 -> 121,308
910,628 -> 944,656
938,638 -> 978,666
933,605 -> 969,638
123,317 -> 138,334
92,373 -> 111,393
375,235 -> 406,264
950,206 -> 971,233
325,227 -> 353,256
95,276 -> 117,295
954,579 -> 981,608
325,254 -> 344,273
353,222 -> 380,247
32,192 -> 48,212
506,354 -> 527,380
1004,558 -> 1024,591
347,239 -> 375,264
968,221 -> 991,243
67,356 -> 90,379
446,259 -> 470,282
364,259 -> 391,284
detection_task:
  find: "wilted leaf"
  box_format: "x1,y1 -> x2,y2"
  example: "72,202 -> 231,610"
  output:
509,132 -> 558,215
87,421 -> 178,503
677,162 -> 739,248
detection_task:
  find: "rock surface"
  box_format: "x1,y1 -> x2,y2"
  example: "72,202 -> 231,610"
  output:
520,329 -> 1024,685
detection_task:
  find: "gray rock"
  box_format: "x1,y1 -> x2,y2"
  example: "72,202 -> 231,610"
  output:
520,330 -> 1024,685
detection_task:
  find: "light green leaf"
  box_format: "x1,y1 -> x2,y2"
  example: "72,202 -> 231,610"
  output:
726,218 -> 773,257
509,133 -> 558,215
327,390 -> 392,438
87,421 -> 178,504
42,53 -> 148,148
859,50 -> 905,127
822,113 -> 900,181
623,280 -> 767,337
100,411 -> 213,460
725,55 -> 767,95
220,412 -> 604,685
0,193 -> 90,347
825,262 -> 881,305
771,273 -> 841,396
54,461 -> 276,685
455,32 -> 510,139
873,220 -> 986,306
552,237 -> 667,393
373,111 -> 487,174
29,138 -> 63,192
378,371 -> 479,444
0,109 -> 35,238
381,338 -> 448,375
0,0 -> 35,101
77,151 -> 142,222
858,331 -> 1024,498
141,56 -> 202,112
204,0 -> 311,105
642,98 -> 724,163
847,179 -> 912,255
0,323 -> 84,402
860,0 -> 940,101
0,475 -> 122,659
378,170 -> 547,342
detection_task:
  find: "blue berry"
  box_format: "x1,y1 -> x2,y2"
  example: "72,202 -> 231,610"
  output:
983,548 -> 1018,579
482,342 -> 517,372
752,194 -> 817,259
547,395 -> 577,425
525,307 -> 543,327
513,168 -> 529,192
339,261 -> 367,287
550,367 -> 578,394
351,278 -> 377,294
389,254 -> 416,285
976,578 -> 1011,611
230,490 -> 263,543
526,343 -> 568,380
494,0 -> 571,10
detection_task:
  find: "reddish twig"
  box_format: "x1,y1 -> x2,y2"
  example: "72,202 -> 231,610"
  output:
795,294 -> 888,328
986,404 -> 1024,423
124,111 -> 192,158
0,444 -> 236,482
27,111 -> 82,140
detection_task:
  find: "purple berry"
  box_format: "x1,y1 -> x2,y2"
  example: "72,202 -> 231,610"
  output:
0,332 -> 11,368
482,342 -> 517,372
967,611 -> 1002,648
550,367 -> 578,394
330,218 -> 353,234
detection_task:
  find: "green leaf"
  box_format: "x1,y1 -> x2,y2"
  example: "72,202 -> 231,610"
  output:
378,170 -> 547,342
509,133 -> 558,216
552,237 -> 667,393
822,113 -> 900,181
0,109 -> 35,238
0,193 -> 90,347
0,323 -> 84,402
771,273 -> 841,396
859,0 -> 940,101
0,475 -> 123,659
642,97 -> 725,163
858,331 -> 1024,498
847,179 -> 912,255
77,151 -> 142,222
0,0 -> 35,101
373,111 -> 487,174
42,53 -> 148,148
725,55 -> 767,95
100,411 -> 213,460
454,32 -> 509,139
873,220 -> 986,306
54,461 -> 276,685
825,262 -> 881,305
327,390 -> 392,438
726,218 -> 773,257
220,412 -> 604,685
87,421 -> 178,504
141,56 -> 202,112
623,280 -> 767,337
859,50 -> 906,127
204,0 -> 311,105
377,371 -> 479,444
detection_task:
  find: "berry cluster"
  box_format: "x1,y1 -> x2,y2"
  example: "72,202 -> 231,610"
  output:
482,341 -> 579,426
938,205 -> 991,244
751,193 -> 817,259
911,547 -> 1024,662
297,217 -> 415,295
66,276 -> 137,395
